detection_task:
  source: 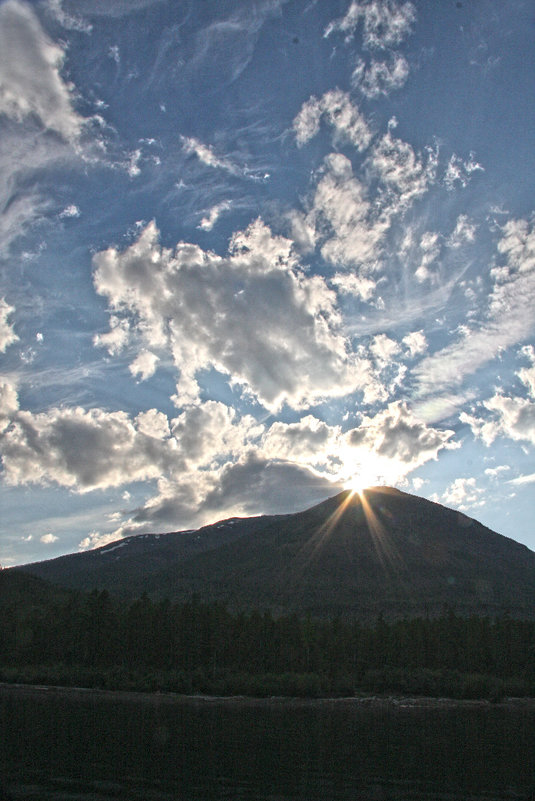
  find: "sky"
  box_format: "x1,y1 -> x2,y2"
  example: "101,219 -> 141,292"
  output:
0,0 -> 534,567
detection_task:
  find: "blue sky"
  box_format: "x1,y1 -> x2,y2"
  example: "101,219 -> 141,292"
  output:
1,0 -> 534,566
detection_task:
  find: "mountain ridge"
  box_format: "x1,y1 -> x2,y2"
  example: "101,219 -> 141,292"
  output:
12,487 -> 535,620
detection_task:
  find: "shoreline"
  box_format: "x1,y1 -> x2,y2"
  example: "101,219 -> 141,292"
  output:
2,681 -> 534,709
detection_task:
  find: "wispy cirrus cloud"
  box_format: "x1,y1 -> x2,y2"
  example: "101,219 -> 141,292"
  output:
415,216 -> 535,397
0,0 -> 84,142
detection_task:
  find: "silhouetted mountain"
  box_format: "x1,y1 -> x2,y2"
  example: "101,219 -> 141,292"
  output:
13,488 -> 535,620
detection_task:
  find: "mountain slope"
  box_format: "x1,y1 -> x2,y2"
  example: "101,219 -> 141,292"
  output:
14,487 -> 535,619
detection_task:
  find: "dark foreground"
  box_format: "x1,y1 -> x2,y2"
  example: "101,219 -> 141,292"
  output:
1,684 -> 534,801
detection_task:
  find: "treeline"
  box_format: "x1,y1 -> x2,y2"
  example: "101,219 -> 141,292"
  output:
1,590 -> 534,699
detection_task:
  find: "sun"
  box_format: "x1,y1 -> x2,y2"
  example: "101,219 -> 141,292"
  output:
345,475 -> 368,496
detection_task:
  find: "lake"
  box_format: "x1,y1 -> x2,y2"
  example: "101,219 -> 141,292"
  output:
1,685 -> 534,800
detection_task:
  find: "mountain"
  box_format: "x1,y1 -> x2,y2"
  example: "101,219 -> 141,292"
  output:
13,487 -> 535,620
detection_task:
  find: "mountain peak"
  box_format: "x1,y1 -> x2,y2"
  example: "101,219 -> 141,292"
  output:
13,488 -> 535,620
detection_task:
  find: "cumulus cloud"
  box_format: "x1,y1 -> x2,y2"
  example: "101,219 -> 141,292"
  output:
325,0 -> 416,50
0,299 -> 18,352
331,272 -> 377,301
0,405 -> 176,491
402,330 -> 427,357
40,532 -> 58,544
129,349 -> 159,381
439,477 -> 485,511
293,90 -> 371,150
261,415 -> 340,467
170,401 -> 262,468
0,381 -> 458,541
79,530 -> 121,551
462,393 -> 535,448
369,333 -> 400,365
93,218 -> 377,411
344,401 -> 457,485
415,216 -> 535,396
352,54 -> 409,97
0,0 -> 84,141
460,348 -> 535,447
93,315 -> 130,356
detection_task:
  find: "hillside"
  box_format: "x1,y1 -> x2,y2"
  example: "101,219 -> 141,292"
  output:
14,487 -> 535,620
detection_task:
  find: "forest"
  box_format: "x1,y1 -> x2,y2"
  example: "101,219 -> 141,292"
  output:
1,585 -> 534,699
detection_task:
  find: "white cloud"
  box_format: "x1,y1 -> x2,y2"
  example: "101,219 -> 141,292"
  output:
402,330 -> 427,357
444,152 -> 484,190
0,379 -> 19,433
40,532 -> 58,544
170,401 -> 262,468
293,90 -> 371,150
352,54 -> 409,97
59,204 -> 81,219
370,128 -> 436,209
0,0 -> 84,141
508,472 -> 535,486
411,476 -> 427,492
0,124 -> 68,255
0,299 -> 18,352
484,465 -> 510,479
325,0 -> 416,50
127,148 -> 141,177
79,530 -> 120,551
0,405 -> 176,492
0,386 -> 458,541
287,210 -> 317,255
182,136 -> 241,175
413,231 -> 440,283
331,272 -> 377,301
46,0 -> 92,33
93,218 -> 378,411
343,401 -> 457,485
369,333 -> 400,365
460,352 -> 535,448
311,153 -> 388,270
447,214 -> 476,249
129,349 -> 159,381
261,415 -> 340,467
198,201 -> 231,231
440,477 -> 484,511
468,394 -> 535,448
518,346 -> 535,398
93,315 -> 130,356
